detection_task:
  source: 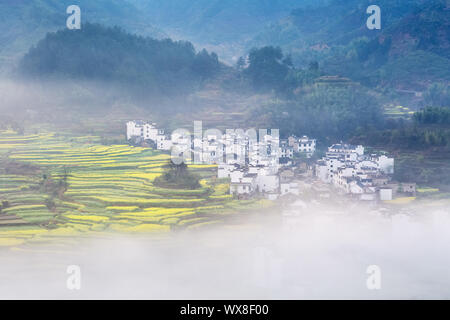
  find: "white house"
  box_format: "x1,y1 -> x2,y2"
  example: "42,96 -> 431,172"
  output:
230,173 -> 257,195
279,140 -> 294,159
126,120 -> 161,141
126,120 -> 145,140
218,164 -> 242,179
315,142 -> 395,201
157,137 -> 173,151
379,188 -> 393,201
257,174 -> 279,193
297,136 -> 316,157
328,143 -> 364,156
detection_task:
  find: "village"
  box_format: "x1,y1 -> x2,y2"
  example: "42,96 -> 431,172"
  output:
126,120 -> 416,204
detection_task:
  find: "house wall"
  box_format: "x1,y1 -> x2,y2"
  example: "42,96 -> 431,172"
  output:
257,175 -> 279,193
379,188 -> 393,201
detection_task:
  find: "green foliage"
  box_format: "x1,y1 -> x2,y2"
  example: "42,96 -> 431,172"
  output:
254,85 -> 384,142
154,161 -> 201,189
39,170 -> 70,199
0,0 -> 165,72
249,0 -> 449,90
19,23 -> 221,96
360,126 -> 450,150
414,107 -> 450,125
241,46 -> 320,95
393,152 -> 450,185
2,200 -> 10,209
423,84 -> 450,108
0,200 -> 11,214
244,46 -> 290,92
44,197 -> 56,211
373,51 -> 450,87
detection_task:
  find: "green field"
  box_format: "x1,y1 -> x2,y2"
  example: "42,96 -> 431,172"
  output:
0,130 -> 272,247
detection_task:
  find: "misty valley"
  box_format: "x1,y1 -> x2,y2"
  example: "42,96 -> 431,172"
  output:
0,0 -> 449,301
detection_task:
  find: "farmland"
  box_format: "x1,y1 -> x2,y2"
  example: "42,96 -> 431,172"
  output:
0,130 -> 272,247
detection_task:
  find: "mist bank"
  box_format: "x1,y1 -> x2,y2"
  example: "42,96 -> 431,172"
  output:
0,77 -> 199,125
0,200 -> 449,299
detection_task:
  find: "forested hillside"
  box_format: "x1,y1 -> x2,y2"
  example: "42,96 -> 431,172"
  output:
19,23 -> 221,96
0,0 -> 164,71
249,0 -> 450,91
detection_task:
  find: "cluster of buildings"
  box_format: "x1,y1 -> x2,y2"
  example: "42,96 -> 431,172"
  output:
315,143 -> 414,201
219,135 -> 316,199
126,120 -> 316,200
126,121 -> 173,150
127,120 -> 414,203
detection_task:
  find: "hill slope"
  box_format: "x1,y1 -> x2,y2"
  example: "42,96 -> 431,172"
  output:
0,0 -> 164,72
19,23 -> 221,97
247,0 -> 450,90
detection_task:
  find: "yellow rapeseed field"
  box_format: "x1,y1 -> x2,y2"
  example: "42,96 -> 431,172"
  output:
0,129 -> 271,247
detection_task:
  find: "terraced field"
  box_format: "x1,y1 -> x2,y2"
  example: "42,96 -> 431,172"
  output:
0,130 -> 272,247
383,104 -> 415,120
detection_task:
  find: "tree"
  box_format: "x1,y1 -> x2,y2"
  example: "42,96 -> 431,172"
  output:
254,85 -> 384,142
308,61 -> 319,72
414,106 -> 450,125
1,200 -> 10,209
192,49 -> 220,79
20,23 -> 223,98
168,161 -> 188,179
245,46 -> 290,92
154,160 -> 201,189
424,84 -> 450,108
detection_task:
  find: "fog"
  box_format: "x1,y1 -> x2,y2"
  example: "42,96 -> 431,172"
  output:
1,80 -> 449,300
1,202 -> 449,300
0,78 -> 262,133
0,78 -> 151,115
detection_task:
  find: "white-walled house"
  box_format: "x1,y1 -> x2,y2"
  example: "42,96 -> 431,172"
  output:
315,142 -> 395,201
230,173 -> 257,195
127,120 -> 320,200
282,135 -> 316,158
257,174 -> 279,193
279,140 -> 294,159
126,120 -> 145,140
379,188 -> 393,201
126,120 -> 161,141
328,143 -> 364,156
218,164 -> 242,179
126,120 -> 167,146
229,170 -> 245,182
298,136 -> 316,157
157,137 -> 173,151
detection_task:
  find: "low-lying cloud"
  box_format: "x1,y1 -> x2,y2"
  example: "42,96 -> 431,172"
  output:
1,201 -> 449,299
